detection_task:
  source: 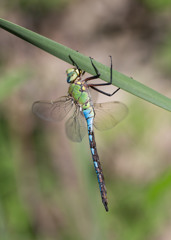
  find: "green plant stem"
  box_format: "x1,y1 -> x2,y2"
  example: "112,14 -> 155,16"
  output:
0,18 -> 171,111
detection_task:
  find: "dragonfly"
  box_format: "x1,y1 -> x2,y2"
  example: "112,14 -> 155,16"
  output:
32,55 -> 127,212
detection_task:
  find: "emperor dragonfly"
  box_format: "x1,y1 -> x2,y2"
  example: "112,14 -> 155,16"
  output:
32,56 -> 127,211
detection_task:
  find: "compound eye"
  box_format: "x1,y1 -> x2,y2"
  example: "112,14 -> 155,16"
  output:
66,68 -> 79,83
70,72 -> 77,81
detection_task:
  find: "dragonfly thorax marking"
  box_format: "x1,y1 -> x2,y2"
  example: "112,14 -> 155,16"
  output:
68,79 -> 93,112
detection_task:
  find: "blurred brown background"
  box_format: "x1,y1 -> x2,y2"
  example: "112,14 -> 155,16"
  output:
0,0 -> 171,240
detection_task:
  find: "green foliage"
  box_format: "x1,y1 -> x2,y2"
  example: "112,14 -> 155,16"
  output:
0,115 -> 34,240
0,18 -> 171,111
156,34 -> 171,74
142,0 -> 171,11
0,69 -> 31,102
3,0 -> 69,13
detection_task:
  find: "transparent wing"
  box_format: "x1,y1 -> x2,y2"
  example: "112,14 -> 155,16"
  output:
65,108 -> 87,142
94,101 -> 128,131
32,96 -> 73,122
89,87 -> 99,103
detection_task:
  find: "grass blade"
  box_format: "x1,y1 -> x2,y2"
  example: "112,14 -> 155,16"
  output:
0,18 -> 170,111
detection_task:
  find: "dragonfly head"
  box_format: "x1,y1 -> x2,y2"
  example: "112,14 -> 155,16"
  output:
66,68 -> 84,83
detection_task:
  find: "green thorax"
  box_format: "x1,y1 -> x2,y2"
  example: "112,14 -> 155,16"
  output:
68,81 -> 91,110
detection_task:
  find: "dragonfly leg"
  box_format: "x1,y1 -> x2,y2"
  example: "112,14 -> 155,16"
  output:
69,55 -> 80,70
90,86 -> 120,96
89,57 -> 101,78
88,56 -> 120,96
69,55 -> 85,75
84,57 -> 101,82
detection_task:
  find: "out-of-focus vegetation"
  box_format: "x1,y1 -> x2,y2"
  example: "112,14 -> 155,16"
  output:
140,0 -> 171,75
157,34 -> 171,74
2,0 -> 69,14
0,69 -> 31,101
142,0 -> 171,10
0,0 -> 171,240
